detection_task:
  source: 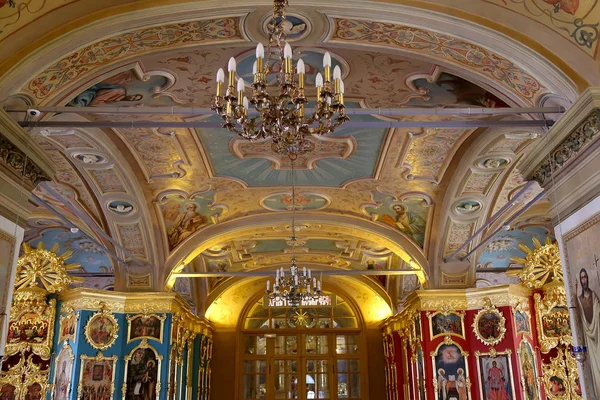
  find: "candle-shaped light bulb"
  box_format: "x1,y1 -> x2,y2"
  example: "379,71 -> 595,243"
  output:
267,280 -> 270,291
323,52 -> 331,68
227,57 -> 236,87
317,280 -> 321,290
303,266 -> 307,276
237,78 -> 245,104
333,65 -> 341,80
308,269 -> 311,279
243,97 -> 249,116
316,73 -> 323,88
216,68 -> 225,96
295,275 -> 298,285
312,277 -> 316,287
252,61 -> 257,75
340,80 -> 345,94
276,269 -> 280,278
284,43 -> 292,59
297,59 -> 305,74
256,42 -> 265,59
228,57 -> 237,72
216,68 -> 225,83
307,285 -> 311,293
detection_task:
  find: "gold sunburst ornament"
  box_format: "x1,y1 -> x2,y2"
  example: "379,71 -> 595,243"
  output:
16,242 -> 83,293
510,237 -> 562,289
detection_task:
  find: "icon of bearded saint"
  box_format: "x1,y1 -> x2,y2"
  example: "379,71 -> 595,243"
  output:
543,0 -> 579,15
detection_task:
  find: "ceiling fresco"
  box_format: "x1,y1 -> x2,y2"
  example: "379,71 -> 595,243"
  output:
0,0 -> 583,316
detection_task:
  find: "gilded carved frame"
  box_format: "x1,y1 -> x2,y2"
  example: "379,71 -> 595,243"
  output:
430,336 -> 471,400
512,301 -> 532,338
472,298 -> 506,346
516,339 -> 540,400
77,352 -> 118,400
427,307 -> 465,340
533,289 -> 572,353
126,312 -> 166,344
84,305 -> 119,351
474,348 -> 516,400
51,342 -> 75,400
542,348 -> 582,400
122,338 -> 163,400
5,297 -> 56,359
58,307 -> 79,344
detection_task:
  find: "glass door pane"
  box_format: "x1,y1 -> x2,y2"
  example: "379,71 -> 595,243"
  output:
273,359 -> 298,399
306,359 -> 330,399
336,359 -> 360,399
243,360 -> 267,399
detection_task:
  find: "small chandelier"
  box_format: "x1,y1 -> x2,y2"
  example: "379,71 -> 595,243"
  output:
265,161 -> 322,308
212,0 -> 349,160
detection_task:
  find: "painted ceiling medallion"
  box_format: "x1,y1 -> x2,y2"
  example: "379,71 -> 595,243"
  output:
454,200 -> 482,215
260,191 -> 330,211
107,200 -> 135,215
477,157 -> 510,170
261,13 -> 311,42
73,153 -> 106,164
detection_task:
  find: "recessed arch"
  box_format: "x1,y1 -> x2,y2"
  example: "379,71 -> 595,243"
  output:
163,212 -> 429,290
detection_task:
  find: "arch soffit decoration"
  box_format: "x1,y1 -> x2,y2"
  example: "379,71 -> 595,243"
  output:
204,274 -> 392,329
0,2 -> 578,106
163,213 -> 428,289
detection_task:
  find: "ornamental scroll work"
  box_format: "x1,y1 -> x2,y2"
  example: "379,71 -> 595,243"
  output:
528,108 -> 600,186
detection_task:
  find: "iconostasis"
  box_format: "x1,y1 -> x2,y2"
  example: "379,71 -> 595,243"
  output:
0,244 -> 212,400
382,239 -> 581,400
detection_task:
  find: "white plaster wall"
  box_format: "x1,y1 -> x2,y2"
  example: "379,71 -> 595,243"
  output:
0,215 -> 23,357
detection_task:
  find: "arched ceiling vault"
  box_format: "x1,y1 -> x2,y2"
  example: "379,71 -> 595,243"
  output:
204,274 -> 393,329
0,0 -> 586,307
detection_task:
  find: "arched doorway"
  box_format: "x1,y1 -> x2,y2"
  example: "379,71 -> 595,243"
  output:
239,291 -> 366,400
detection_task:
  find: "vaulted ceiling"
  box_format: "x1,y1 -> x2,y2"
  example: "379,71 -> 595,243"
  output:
1,0 -> 593,314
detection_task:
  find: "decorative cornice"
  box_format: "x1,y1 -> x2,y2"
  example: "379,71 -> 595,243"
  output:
381,284 -> 532,330
59,288 -> 213,335
521,88 -> 600,187
0,109 -> 54,188
530,109 -> 600,185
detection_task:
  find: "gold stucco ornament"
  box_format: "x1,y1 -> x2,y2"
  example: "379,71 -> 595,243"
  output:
16,242 -> 83,293
510,237 -> 563,289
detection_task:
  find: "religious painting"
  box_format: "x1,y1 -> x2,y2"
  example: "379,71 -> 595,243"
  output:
53,343 -> 74,400
475,350 -> 515,400
58,311 -> 78,344
78,353 -> 117,400
563,212 -> 600,399
540,305 -> 571,339
364,193 -> 429,249
0,383 -> 17,400
127,313 -> 166,343
409,72 -> 509,108
67,69 -> 171,107
123,340 -> 162,400
414,313 -> 422,339
6,311 -> 49,344
432,340 -> 470,400
167,346 -> 178,400
517,340 -> 539,400
24,383 -> 43,400
473,300 -> 506,346
84,307 -> 119,351
158,190 -> 219,251
512,308 -> 531,337
428,311 -> 465,340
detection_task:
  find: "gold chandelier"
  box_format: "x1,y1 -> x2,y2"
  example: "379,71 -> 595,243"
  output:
212,0 -> 349,160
